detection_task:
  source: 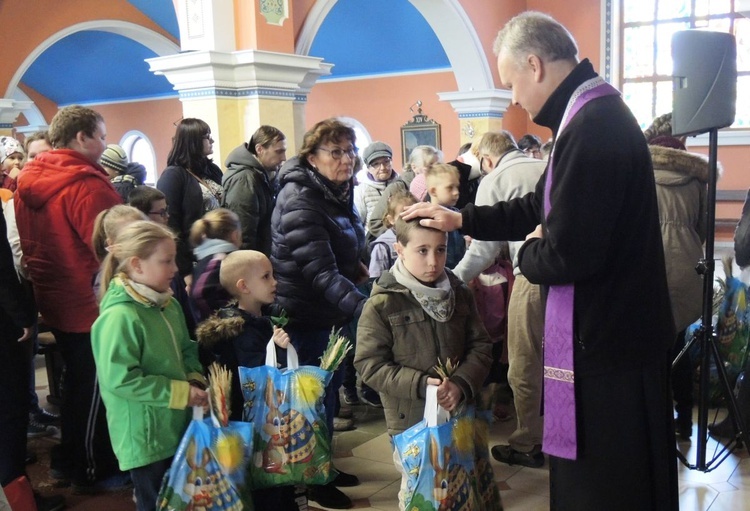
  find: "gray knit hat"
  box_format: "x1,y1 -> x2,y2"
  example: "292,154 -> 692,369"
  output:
100,144 -> 128,174
363,141 -> 392,167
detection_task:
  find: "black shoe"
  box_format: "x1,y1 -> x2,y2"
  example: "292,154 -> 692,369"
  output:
33,492 -> 66,511
360,387 -> 382,408
308,482 -> 352,509
333,469 -> 360,487
491,444 -> 545,468
28,413 -> 56,438
34,408 -> 60,425
675,416 -> 692,441
342,388 -> 360,406
71,473 -> 133,495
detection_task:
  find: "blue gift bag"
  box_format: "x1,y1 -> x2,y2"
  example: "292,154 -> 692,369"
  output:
393,386 -> 481,511
239,340 -> 334,489
157,407 -> 254,510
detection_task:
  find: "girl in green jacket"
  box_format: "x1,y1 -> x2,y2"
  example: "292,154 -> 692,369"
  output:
91,221 -> 208,511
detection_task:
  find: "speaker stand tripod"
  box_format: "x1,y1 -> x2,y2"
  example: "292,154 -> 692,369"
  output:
672,128 -> 750,471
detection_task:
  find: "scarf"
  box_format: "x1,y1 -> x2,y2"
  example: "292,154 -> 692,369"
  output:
308,167 -> 352,206
542,76 -> 621,461
115,273 -> 173,308
391,258 -> 455,322
193,238 -> 238,261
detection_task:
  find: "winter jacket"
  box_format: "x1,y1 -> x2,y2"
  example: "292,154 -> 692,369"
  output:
190,239 -> 237,322
15,149 -> 121,332
111,175 -> 139,203
367,170 -> 416,241
354,170 -> 398,230
461,59 -> 675,376
91,278 -> 205,471
196,306 -> 287,421
222,145 -> 276,254
157,160 -> 224,276
650,144 -> 708,332
0,212 -> 33,343
271,157 -> 367,329
453,159 -> 482,210
453,150 -> 546,283
354,270 -> 492,435
369,228 -> 397,279
111,162 -> 146,203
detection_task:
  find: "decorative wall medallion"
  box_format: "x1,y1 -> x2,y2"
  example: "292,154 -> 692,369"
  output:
462,120 -> 475,139
260,0 -> 288,26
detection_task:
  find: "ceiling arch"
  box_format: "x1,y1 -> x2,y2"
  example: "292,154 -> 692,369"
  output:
6,20 -> 179,102
295,0 -> 493,91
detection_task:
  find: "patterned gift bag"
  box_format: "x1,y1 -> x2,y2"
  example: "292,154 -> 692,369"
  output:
471,409 -> 503,511
157,407 -> 254,510
239,341 -> 334,489
393,386 -> 480,511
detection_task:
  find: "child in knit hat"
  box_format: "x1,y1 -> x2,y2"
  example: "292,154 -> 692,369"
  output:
101,144 -> 147,202
0,136 -> 24,192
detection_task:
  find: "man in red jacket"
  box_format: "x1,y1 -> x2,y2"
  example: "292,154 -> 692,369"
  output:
15,105 -> 124,493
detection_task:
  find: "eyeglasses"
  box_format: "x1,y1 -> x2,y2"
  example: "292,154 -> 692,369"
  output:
317,147 -> 357,160
524,148 -> 542,157
149,209 -> 169,218
203,134 -> 213,141
369,158 -> 392,169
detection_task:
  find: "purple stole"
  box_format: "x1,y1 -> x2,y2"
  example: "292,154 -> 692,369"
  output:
542,77 -> 621,460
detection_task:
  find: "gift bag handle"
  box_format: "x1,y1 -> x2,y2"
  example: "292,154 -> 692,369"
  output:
265,338 -> 299,370
424,384 -> 450,427
192,405 -> 204,421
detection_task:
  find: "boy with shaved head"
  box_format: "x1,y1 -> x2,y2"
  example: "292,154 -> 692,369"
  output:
196,250 -> 305,511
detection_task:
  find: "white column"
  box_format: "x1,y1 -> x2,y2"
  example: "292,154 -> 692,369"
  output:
174,0 -> 237,52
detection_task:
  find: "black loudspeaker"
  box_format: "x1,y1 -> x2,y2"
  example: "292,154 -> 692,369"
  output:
672,30 -> 737,137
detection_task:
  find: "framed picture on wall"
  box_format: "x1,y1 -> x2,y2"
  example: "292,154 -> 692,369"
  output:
401,107 -> 441,166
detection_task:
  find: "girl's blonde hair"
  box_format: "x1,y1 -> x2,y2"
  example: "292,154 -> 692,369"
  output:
383,189 -> 417,229
92,205 -> 148,262
189,208 -> 241,247
100,220 -> 176,298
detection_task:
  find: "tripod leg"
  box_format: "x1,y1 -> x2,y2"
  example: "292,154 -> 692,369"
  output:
708,339 -> 750,453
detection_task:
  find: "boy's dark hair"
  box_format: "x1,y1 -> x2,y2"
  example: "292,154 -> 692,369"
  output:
394,216 -> 445,246
128,185 -> 166,214
518,133 -> 542,152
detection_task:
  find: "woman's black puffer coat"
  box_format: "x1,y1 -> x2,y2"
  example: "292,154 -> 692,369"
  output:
271,156 -> 367,329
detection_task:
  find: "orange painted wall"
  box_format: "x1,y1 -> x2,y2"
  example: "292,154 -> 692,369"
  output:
93,98 -> 183,175
305,71 -> 460,168
235,0 -> 295,52
18,84 -> 57,125
292,0 -> 317,43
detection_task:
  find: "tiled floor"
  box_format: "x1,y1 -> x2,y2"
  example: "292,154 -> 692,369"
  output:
323,404 -> 750,511
27,356 -> 750,510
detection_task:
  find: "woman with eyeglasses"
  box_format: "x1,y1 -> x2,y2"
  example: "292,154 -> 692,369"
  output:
157,118 -> 224,283
271,118 -> 368,510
